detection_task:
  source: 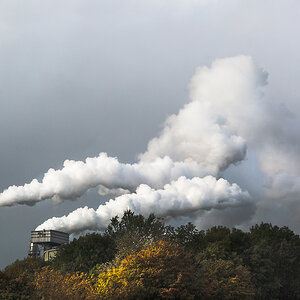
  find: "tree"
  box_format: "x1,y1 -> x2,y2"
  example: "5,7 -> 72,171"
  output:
35,266 -> 93,300
93,240 -> 201,299
204,226 -> 231,243
244,223 -> 300,299
52,233 -> 116,273
106,210 -> 166,240
0,257 -> 45,300
169,222 -> 206,253
229,228 -> 250,257
200,259 -> 254,300
106,210 -> 168,258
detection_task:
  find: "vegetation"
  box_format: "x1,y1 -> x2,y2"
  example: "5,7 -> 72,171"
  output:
1,210 -> 299,299
92,240 -> 200,299
0,257 -> 46,299
52,233 -> 116,273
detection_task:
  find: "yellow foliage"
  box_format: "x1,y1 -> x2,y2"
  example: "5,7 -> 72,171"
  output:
93,240 -> 200,299
35,266 -> 94,300
34,241 -> 202,299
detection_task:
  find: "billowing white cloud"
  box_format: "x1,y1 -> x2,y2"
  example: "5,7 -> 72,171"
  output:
2,54 -> 300,234
36,176 -> 251,233
187,56 -> 300,231
189,55 -> 268,144
0,58 -> 249,208
140,100 -> 246,173
0,154 -> 210,206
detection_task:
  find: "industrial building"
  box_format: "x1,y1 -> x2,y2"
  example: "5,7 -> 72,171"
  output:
28,230 -> 69,261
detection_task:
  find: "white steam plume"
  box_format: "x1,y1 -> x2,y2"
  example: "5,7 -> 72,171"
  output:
139,101 -> 246,172
36,176 -> 252,234
6,54 -> 299,233
0,154 -> 210,207
186,55 -> 300,231
0,58 -> 249,207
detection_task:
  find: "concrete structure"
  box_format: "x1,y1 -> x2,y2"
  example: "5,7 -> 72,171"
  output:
28,230 -> 69,259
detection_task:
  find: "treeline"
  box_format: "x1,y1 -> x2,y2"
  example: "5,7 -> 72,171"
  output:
0,210 -> 299,299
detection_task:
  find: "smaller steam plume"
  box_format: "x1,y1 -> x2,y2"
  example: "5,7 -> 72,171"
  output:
36,176 -> 251,234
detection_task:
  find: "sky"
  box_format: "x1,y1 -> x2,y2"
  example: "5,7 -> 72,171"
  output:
0,0 -> 300,268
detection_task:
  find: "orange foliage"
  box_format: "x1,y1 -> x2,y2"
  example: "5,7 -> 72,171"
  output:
35,266 -> 94,300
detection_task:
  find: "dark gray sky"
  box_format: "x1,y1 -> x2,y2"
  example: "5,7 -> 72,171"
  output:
1,0 -> 300,268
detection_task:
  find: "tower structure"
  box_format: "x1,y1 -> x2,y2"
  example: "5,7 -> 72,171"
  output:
28,229 -> 69,260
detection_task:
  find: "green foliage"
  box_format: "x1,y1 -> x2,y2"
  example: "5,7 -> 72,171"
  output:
200,259 -> 254,300
52,233 -> 116,273
106,210 -> 167,258
0,257 -> 46,300
3,257 -> 46,279
245,223 -> 300,299
205,225 -> 231,242
106,210 -> 166,240
229,228 -> 250,256
245,240 -> 279,299
168,222 -> 206,253
249,223 -> 295,242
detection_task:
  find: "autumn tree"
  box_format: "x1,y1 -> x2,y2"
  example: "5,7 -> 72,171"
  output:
35,266 -> 93,300
93,240 -> 201,299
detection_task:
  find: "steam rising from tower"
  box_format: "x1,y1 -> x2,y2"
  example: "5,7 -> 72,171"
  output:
1,55 -> 299,233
